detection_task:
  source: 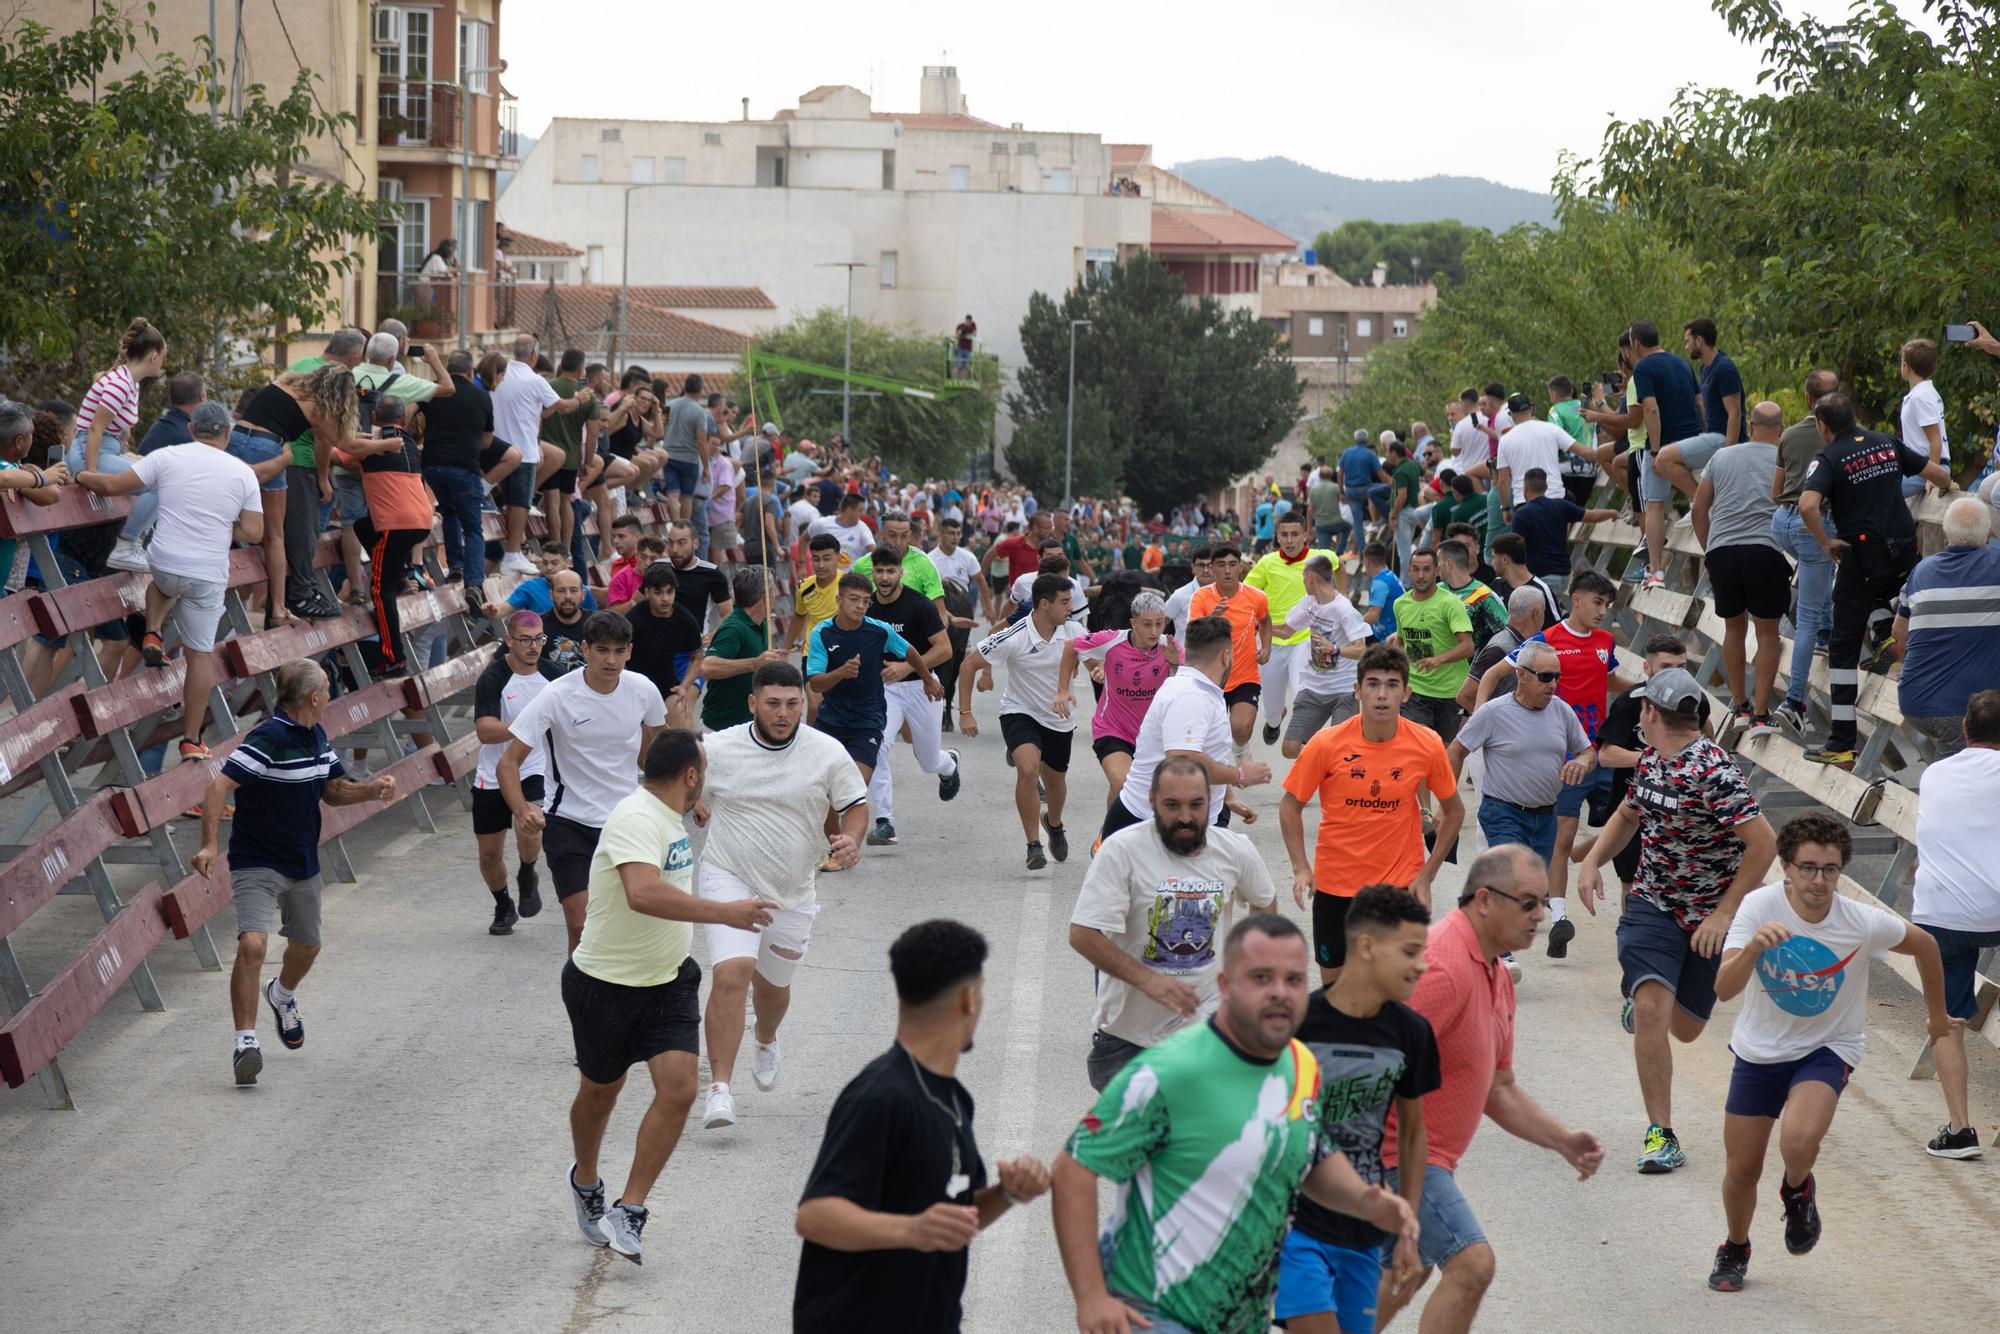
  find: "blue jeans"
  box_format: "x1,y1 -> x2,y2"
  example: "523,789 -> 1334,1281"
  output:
1478,799 -> 1557,863
1317,521 -> 1354,555
1346,484 -> 1391,547
1771,506 -> 1835,707
424,465 -> 485,579
66,431 -> 157,541
1395,505 -> 1428,571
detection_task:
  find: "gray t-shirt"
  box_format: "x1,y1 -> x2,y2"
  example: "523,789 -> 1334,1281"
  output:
1456,692 -> 1590,808
663,395 -> 712,463
1774,420 -> 1822,505
1701,441 -> 1780,551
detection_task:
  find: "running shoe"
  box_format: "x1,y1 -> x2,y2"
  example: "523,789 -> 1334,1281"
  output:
1641,569 -> 1667,591
106,537 -> 151,572
939,751 -> 961,802
140,631 -> 167,668
1546,918 -> 1576,959
264,979 -> 304,1050
1042,817 -> 1069,863
1773,699 -> 1808,738
489,892 -> 518,936
1623,561 -> 1648,584
178,739 -> 213,762
569,1166 -> 609,1247
1730,703 -> 1753,733
1025,841 -> 1048,871
703,1083 -> 737,1129
866,818 -> 898,846
1262,722 -> 1281,746
1708,1239 -> 1751,1292
601,1203 -> 647,1264
752,1040 -> 781,1092
232,1040 -> 263,1086
1926,1124 -> 1982,1159
1745,714 -> 1777,740
1779,1174 -> 1821,1254
1802,744 -> 1856,770
1637,1124 -> 1685,1173
1621,994 -> 1635,1035
516,862 -> 542,919
499,552 -> 539,575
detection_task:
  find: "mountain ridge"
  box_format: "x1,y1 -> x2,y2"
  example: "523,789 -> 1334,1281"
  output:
1170,156 -> 1558,242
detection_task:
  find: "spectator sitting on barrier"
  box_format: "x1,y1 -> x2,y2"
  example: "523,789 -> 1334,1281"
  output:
191,658 -> 397,1087
483,546 -> 598,621
1893,497 -> 2000,757
76,401 -> 263,765
0,400 -> 71,594
138,371 -> 204,455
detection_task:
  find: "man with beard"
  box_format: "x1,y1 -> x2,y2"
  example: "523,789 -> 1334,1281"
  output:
1068,757 -> 1277,1092
852,508 -> 946,619
665,518 -> 734,634
528,570 -> 591,677
1052,915 -> 1420,1334
695,663 -> 871,1131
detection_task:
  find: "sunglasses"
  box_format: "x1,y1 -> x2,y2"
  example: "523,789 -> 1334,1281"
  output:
1525,669 -> 1562,685
1482,886 -> 1552,913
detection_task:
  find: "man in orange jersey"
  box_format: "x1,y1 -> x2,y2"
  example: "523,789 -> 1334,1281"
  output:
1188,542 -> 1273,758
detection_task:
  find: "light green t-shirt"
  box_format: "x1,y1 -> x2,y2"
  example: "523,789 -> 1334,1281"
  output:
283,355 -> 327,469
1550,398 -> 1590,448
1067,1021 -> 1324,1334
849,546 -> 944,602
572,790 -> 694,987
1392,587 -> 1475,699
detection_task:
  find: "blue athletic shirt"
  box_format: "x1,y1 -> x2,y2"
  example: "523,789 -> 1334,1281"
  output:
1896,545 -> 2000,718
1368,569 -> 1404,641
807,615 -> 912,731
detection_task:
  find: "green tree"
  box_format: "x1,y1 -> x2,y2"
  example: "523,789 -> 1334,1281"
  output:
1590,0 -> 2000,469
743,307 -> 999,478
1000,386 -> 1124,502
1012,255 -> 1300,515
0,5 -> 382,399
1311,218 -> 1483,287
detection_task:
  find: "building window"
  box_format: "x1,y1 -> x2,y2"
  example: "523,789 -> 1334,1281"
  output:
601,127 -> 622,143
631,156 -> 654,184
1051,167 -> 1071,194
377,7 -> 432,143
579,154 -> 599,183
587,245 -> 604,282
453,198 -> 486,271
1356,318 -> 1373,338
1393,318 -> 1409,338
948,164 -> 970,191
457,18 -> 490,92
1307,317 -> 1324,337
1084,247 -> 1116,283
704,131 -> 722,146
880,252 -> 898,288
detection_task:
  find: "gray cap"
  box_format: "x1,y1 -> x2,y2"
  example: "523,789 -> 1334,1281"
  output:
189,401 -> 234,438
761,421 -> 780,437
1640,666 -> 1704,717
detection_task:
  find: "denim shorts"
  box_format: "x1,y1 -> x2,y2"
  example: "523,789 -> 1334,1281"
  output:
1381,1164 -> 1485,1271
1478,799 -> 1557,863
227,428 -> 290,493
1275,1227 -> 1384,1330
331,471 -> 368,528
1724,1046 -> 1850,1118
1555,765 -> 1613,821
496,457 -> 534,510
1671,431 -> 1726,478
662,456 -> 701,497
1636,448 -> 1671,505
1616,893 -> 1720,1023
1918,923 -> 2000,1018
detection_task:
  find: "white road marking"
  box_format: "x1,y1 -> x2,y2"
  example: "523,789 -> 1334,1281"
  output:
965,883 -> 1050,1315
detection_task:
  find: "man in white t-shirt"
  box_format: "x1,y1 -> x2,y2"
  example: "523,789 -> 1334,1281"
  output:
694,662 -> 869,1130
491,334 -> 588,574
961,575 -> 1084,871
1898,338 -> 1949,498
472,611 -> 554,936
79,400 -> 264,765
1164,545 -> 1216,649
1494,399 -> 1571,509
1103,615 -> 1273,842
1706,812 -> 1950,1292
926,516 -> 984,592
1068,755 -> 1276,1090
1909,689 -> 2000,1160
808,493 -> 875,564
1278,553 -> 1371,758
500,611 -> 667,954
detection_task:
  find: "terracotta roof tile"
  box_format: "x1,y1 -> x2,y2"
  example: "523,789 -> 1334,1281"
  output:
621,284 -> 775,310
498,228 -> 582,258
1150,205 -> 1297,253
509,286 -> 748,358
1108,143 -> 1149,168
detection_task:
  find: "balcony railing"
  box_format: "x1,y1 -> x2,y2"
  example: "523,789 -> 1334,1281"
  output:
374,78 -> 461,150
377,273 -> 518,337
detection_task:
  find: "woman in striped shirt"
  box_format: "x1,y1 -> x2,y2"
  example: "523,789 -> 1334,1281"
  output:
66,318 -> 168,571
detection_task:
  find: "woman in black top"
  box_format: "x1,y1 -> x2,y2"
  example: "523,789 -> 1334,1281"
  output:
241,365 -> 361,624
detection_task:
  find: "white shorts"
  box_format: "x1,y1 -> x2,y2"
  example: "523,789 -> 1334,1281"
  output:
698,861 -> 818,986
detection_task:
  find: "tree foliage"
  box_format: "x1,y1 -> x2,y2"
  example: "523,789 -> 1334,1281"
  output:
1310,218 -> 1483,288
0,4 -> 383,399
743,307 -> 999,479
1012,254 -> 1300,515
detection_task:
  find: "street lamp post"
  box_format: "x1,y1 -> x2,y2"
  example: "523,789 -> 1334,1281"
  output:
615,181 -> 679,369
457,60 -> 507,352
817,261 -> 869,445
1063,318 -> 1092,509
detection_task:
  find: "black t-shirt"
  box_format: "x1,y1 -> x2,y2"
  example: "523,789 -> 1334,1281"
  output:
815,478 -> 844,516
1598,684 -> 1713,803
416,376 -> 493,472
670,559 -> 732,630
1510,496 -> 1585,578
793,1044 -> 985,1333
1802,427 -> 1928,547
1293,992 -> 1440,1248
628,601 -> 703,699
540,610 -> 589,677
867,587 -> 945,653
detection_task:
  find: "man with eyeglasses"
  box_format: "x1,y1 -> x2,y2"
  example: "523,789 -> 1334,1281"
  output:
1705,812 -> 1951,1292
471,610 -> 557,936
1447,641 -> 1595,869
1374,845 -> 1605,1334
1574,668 -> 1777,1176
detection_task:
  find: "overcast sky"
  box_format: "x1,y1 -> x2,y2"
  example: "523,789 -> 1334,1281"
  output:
502,0 -> 1936,189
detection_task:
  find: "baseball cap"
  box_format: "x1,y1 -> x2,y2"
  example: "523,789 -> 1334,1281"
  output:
189,401 -> 234,437
761,422 -> 779,437
1640,667 -> 1704,717
1506,392 -> 1533,415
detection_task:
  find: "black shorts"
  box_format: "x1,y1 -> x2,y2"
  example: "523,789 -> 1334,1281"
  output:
472,776 -> 544,836
1312,891 -> 1352,970
1099,794 -> 1146,843
1706,544 -> 1793,621
814,721 -> 885,770
988,573 -> 1008,594
562,956 -> 702,1086
1562,475 -> 1597,508
1223,683 -> 1262,711
999,713 -> 1074,773
1092,735 -> 1137,762
478,438 -> 511,474
543,813 -> 603,900
544,466 -> 578,497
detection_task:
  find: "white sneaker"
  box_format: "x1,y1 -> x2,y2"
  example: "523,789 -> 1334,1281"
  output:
106,537 -> 150,572
499,552 -> 538,575
702,1083 -> 736,1128
752,1041 -> 780,1092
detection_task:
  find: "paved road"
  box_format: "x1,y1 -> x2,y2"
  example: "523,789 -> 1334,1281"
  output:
4,695 -> 1996,1334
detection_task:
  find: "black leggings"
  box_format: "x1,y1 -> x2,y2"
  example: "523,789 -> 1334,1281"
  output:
355,519 -> 426,666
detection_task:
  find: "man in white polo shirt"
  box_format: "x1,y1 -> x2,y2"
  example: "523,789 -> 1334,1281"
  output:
960,574 -> 1084,871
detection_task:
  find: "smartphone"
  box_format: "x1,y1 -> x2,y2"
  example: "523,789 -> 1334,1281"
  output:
408,342 -> 427,358
1944,324 -> 1976,343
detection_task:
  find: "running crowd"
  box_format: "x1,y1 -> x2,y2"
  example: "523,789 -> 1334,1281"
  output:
6,311 -> 2000,1333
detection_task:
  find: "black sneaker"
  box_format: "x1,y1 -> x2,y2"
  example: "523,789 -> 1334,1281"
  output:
938,751 -> 961,802
489,891 -> 518,936
866,818 -> 898,846
1042,817 -> 1069,863
1546,917 -> 1576,959
288,593 -> 343,622
1708,1239 -> 1750,1291
1926,1124 -> 1982,1159
1025,841 -> 1048,871
1261,722 -> 1281,746
1779,1174 -> 1821,1254
516,862 -> 543,919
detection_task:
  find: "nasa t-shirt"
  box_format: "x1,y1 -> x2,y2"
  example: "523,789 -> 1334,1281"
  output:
1724,882 -> 1908,1069
1068,820 -> 1275,1047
